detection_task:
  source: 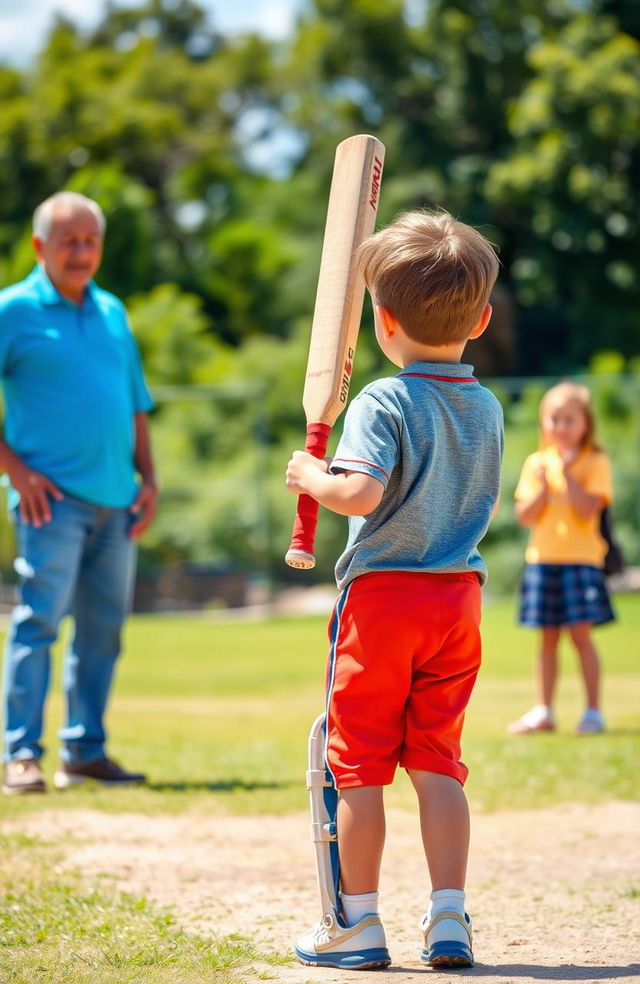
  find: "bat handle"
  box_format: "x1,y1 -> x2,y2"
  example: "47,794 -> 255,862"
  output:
285,423 -> 332,570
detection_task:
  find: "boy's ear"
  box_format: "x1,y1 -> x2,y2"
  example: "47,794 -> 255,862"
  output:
376,304 -> 400,339
468,302 -> 492,340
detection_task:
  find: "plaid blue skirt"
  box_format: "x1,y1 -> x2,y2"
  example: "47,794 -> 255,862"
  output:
519,564 -> 615,628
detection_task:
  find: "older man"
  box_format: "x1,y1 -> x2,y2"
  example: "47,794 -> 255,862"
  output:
0,191 -> 158,794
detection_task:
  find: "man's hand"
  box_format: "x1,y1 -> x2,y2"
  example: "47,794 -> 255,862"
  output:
8,460 -> 63,527
129,479 -> 158,539
285,451 -> 329,497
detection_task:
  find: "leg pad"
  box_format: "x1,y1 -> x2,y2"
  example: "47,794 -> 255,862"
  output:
306,713 -> 344,933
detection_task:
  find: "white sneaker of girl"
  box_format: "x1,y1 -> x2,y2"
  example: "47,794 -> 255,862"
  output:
507,704 -> 555,735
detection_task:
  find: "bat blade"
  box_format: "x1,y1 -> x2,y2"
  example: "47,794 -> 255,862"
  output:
285,134 -> 385,570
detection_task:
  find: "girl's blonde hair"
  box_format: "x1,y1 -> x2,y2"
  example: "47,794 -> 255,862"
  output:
539,381 -> 600,451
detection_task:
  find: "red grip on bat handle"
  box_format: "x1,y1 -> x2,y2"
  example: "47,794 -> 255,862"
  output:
285,422 -> 332,570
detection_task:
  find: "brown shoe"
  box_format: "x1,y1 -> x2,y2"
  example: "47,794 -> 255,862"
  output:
3,758 -> 47,795
53,756 -> 147,789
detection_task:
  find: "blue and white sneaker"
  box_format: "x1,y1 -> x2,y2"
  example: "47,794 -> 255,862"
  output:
420,909 -> 474,968
575,708 -> 605,735
295,913 -> 391,969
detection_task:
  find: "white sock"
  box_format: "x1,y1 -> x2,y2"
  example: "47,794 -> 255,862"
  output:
341,891 -> 379,926
533,704 -> 553,720
428,888 -> 466,919
426,889 -> 470,946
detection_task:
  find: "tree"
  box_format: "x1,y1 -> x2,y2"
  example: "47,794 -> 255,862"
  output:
486,13 -> 640,369
0,4 -> 298,346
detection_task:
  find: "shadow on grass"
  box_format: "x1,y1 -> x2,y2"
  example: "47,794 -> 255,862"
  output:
470,964 -> 640,980
147,778 -> 298,793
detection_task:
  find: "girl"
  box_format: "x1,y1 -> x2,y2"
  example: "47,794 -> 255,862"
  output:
508,382 -> 614,736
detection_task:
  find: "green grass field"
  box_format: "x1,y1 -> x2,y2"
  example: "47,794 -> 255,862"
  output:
1,593 -> 638,817
1,594 -> 638,982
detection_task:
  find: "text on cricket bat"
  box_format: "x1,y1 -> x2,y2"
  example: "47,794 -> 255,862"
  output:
369,157 -> 383,210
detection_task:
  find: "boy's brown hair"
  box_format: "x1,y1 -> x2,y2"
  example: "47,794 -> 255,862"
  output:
358,209 -> 499,345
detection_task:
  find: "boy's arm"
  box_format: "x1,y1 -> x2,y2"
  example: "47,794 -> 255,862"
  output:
286,451 -> 384,516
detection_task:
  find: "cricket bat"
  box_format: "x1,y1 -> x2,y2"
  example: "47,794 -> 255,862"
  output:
285,134 -> 385,570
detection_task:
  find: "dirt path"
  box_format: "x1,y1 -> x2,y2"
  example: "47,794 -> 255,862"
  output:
6,802 -> 640,983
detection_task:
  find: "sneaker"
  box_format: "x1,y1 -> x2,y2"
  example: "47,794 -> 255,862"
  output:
295,914 -> 391,969
420,909 -> 474,968
575,708 -> 605,735
53,757 -> 146,789
3,758 -> 47,795
507,705 -> 555,735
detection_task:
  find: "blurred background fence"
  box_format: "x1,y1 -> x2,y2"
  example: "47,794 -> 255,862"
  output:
6,367 -> 637,613
142,367 -> 640,608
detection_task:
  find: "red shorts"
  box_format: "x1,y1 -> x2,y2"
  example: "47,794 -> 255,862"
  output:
325,571 -> 482,789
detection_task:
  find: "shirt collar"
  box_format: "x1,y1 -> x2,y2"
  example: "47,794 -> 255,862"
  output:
28,264 -> 97,308
399,360 -> 476,379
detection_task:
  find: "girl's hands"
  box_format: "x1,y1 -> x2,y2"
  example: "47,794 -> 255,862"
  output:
535,464 -> 548,488
560,447 -> 579,472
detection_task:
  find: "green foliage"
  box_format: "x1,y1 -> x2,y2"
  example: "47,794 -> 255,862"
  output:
128,284 -> 229,384
0,0 -> 638,362
485,12 -> 640,368
0,2 -> 285,343
1,0 -> 640,581
203,216 -> 300,343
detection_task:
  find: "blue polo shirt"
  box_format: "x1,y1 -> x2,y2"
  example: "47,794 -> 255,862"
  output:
0,266 -> 153,509
330,361 -> 504,590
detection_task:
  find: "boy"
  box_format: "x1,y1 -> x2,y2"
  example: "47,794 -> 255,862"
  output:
285,209 -> 503,969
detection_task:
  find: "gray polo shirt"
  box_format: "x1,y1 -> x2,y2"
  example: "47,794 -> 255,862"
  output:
330,360 -> 504,590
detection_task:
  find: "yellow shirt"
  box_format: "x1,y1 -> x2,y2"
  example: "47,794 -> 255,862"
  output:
515,446 -> 612,566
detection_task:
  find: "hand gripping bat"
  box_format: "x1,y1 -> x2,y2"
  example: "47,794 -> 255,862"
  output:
285,134 -> 385,569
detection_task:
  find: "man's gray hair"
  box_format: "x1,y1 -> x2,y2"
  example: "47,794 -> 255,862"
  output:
33,192 -> 106,240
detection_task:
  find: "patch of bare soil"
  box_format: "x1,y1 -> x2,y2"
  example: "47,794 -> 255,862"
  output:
5,802 -> 640,984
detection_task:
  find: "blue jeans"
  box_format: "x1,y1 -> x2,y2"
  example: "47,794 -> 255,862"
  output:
2,496 -> 135,764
